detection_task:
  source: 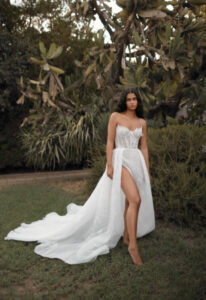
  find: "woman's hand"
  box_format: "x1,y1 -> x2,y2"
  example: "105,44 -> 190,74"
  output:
107,165 -> 114,180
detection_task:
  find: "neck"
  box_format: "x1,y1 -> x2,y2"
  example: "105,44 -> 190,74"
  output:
124,110 -> 137,119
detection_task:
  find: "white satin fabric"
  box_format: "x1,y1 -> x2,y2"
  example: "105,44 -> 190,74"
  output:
5,124 -> 155,264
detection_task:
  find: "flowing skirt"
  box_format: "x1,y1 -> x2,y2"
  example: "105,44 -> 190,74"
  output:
5,148 -> 155,264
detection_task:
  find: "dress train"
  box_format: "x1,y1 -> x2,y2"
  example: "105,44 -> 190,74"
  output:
5,125 -> 155,264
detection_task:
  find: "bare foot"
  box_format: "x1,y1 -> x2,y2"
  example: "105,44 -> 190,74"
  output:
128,245 -> 144,266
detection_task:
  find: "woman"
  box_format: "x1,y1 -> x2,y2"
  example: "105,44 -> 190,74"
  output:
107,87 -> 152,265
5,88 -> 155,266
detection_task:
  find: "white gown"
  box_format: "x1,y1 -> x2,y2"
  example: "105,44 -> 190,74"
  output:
5,124 -> 155,264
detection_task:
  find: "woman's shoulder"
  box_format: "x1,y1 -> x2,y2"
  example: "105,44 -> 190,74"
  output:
111,111 -> 121,116
139,118 -> 147,128
139,117 -> 146,124
110,112 -> 121,120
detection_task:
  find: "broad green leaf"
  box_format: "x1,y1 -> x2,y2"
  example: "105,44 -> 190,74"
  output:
82,1 -> 89,15
134,32 -> 142,44
47,43 -> 57,59
29,80 -> 42,85
39,41 -> 47,58
138,9 -> 167,18
116,0 -> 128,9
115,9 -> 129,20
100,52 -> 105,64
30,57 -> 44,65
84,63 -> 96,78
50,65 -> 65,74
157,30 -> 167,45
47,46 -> 63,60
104,61 -> 113,73
166,21 -> 172,40
135,65 -> 144,82
150,31 -> 157,47
74,60 -> 82,67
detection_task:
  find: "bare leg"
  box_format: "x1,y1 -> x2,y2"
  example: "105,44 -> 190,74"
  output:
121,166 -> 143,266
123,198 -> 129,245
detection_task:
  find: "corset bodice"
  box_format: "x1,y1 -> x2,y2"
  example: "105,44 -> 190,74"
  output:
115,125 -> 143,149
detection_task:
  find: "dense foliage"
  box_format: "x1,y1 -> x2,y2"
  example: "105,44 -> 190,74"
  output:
149,124 -> 206,229
1,0 -> 206,171
21,109 -> 98,169
64,0 -> 206,124
0,0 -> 98,171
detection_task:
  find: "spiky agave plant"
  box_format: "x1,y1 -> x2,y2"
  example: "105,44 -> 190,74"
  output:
21,107 -> 99,170
66,107 -> 99,166
20,114 -> 71,170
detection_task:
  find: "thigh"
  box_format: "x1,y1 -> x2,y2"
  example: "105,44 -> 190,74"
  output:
121,166 -> 141,205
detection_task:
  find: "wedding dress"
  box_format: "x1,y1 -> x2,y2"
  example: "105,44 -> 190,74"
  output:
5,124 -> 155,264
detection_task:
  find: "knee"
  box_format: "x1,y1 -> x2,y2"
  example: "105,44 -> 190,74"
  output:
130,195 -> 141,207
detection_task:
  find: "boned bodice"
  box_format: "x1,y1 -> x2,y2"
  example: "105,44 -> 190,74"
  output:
115,125 -> 143,149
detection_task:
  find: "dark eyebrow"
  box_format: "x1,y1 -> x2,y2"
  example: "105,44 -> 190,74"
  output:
127,96 -> 137,100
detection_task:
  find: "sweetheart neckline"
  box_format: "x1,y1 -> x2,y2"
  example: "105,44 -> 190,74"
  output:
117,124 -> 142,132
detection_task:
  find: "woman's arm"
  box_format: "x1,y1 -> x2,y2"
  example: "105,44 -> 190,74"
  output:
139,120 -> 151,179
106,112 -> 117,179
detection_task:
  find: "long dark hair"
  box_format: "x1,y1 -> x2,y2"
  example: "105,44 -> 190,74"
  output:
115,87 -> 144,118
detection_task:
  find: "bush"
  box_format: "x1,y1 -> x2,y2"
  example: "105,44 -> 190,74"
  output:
0,111 -> 26,172
86,142 -> 106,193
20,110 -> 99,170
86,113 -> 109,192
87,123 -> 206,230
148,124 -> 206,229
0,130 -> 24,171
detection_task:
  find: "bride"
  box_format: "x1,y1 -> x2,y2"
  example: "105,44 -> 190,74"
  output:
5,87 -> 155,266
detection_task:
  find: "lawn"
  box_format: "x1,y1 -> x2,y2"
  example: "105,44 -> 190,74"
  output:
0,182 -> 205,300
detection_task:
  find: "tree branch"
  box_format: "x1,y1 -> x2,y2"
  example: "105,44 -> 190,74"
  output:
114,9 -> 138,82
90,0 -> 114,39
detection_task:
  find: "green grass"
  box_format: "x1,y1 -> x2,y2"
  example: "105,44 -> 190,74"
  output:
0,183 -> 205,300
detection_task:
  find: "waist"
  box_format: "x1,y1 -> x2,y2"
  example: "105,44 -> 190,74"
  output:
114,146 -> 140,150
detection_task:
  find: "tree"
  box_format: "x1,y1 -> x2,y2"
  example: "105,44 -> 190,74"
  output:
3,0 -> 206,170
0,0 -> 38,115
64,0 -> 206,124
0,0 -> 99,170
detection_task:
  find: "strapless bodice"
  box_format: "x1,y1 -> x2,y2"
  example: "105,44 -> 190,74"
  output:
115,125 -> 143,149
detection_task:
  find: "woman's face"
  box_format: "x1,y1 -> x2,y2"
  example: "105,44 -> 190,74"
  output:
125,93 -> 138,111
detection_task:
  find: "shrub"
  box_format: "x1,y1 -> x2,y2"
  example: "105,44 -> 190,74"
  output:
148,124 -> 206,229
0,112 -> 26,171
20,110 -> 99,170
86,112 -> 109,191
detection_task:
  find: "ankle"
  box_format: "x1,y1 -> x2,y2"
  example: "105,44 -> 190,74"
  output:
128,242 -> 138,249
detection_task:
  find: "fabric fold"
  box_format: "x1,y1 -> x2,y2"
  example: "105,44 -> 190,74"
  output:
5,144 -> 155,264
